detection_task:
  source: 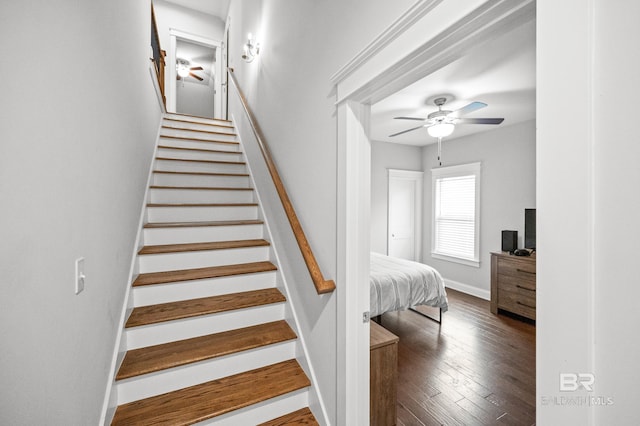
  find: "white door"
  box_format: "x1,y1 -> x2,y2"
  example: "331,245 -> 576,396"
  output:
388,169 -> 423,261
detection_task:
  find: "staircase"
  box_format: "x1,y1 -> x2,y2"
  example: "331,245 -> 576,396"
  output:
110,113 -> 319,425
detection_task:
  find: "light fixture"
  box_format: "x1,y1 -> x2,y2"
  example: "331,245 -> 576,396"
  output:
242,33 -> 260,63
427,122 -> 455,138
176,59 -> 190,78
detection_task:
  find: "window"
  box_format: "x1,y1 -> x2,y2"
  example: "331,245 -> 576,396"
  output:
431,162 -> 480,267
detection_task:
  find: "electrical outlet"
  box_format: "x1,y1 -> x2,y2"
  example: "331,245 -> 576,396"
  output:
75,257 -> 85,295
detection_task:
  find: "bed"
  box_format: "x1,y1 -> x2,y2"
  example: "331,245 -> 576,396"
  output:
370,252 -> 449,320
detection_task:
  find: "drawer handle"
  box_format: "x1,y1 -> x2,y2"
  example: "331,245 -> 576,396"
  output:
516,284 -> 535,292
516,268 -> 535,275
517,301 -> 535,309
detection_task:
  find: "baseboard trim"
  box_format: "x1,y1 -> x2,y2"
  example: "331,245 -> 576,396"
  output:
444,278 -> 490,301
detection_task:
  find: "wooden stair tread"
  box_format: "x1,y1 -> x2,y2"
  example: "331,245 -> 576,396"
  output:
155,156 -> 245,165
259,408 -> 319,426
112,359 -> 310,425
147,202 -> 258,207
138,239 -> 270,255
132,261 -> 277,287
159,134 -> 239,145
125,287 -> 285,328
150,185 -> 253,191
144,219 -> 263,228
116,320 -> 296,380
153,170 -> 249,177
157,145 -> 239,154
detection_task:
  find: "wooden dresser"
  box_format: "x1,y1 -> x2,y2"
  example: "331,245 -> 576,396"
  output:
490,251 -> 536,320
370,321 -> 399,426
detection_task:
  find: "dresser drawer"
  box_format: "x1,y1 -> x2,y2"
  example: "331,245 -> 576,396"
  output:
491,252 -> 536,321
497,273 -> 536,295
498,287 -> 536,319
497,257 -> 536,278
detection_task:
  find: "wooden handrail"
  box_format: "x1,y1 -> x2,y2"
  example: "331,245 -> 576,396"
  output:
150,4 -> 166,106
227,69 -> 336,295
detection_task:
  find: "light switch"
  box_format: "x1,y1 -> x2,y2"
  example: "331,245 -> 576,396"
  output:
75,257 -> 85,295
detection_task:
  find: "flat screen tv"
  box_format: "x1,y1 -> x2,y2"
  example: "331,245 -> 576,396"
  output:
525,208 -> 536,250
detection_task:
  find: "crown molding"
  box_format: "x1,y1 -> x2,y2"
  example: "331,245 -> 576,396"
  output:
330,0 -> 443,85
333,0 -> 536,105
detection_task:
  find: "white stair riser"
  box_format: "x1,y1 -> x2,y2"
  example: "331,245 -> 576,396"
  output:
132,272 -> 277,306
161,128 -> 237,143
154,159 -> 247,174
149,188 -> 255,204
164,114 -> 231,127
138,246 -> 270,273
143,224 -> 264,245
159,136 -> 240,152
116,342 -> 296,404
146,205 -> 258,222
125,303 -> 285,349
196,389 -> 309,426
156,147 -> 242,162
152,172 -> 250,188
162,120 -> 235,133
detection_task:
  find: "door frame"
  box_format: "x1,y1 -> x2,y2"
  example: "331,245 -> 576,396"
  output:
387,169 -> 423,261
331,0 -> 535,423
166,28 -> 223,119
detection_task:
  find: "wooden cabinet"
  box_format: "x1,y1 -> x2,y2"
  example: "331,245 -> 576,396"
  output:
491,251 -> 536,320
370,321 -> 399,426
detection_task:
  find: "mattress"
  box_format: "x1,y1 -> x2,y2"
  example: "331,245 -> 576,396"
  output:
370,252 -> 449,317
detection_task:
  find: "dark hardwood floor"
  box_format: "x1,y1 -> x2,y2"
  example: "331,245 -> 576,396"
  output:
378,289 -> 535,426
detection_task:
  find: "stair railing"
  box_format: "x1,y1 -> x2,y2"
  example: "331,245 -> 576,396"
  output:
150,4 -> 166,106
227,68 -> 336,295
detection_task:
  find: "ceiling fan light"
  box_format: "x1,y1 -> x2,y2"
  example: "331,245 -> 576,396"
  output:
427,122 -> 455,138
177,65 -> 190,78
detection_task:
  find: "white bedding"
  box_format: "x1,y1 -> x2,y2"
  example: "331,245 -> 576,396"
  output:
370,252 -> 449,317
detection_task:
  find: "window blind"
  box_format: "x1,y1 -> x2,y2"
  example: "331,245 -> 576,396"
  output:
431,162 -> 480,266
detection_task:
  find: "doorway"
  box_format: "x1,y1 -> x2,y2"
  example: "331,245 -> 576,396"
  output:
166,29 -> 223,119
333,1 -> 536,423
175,39 -> 216,118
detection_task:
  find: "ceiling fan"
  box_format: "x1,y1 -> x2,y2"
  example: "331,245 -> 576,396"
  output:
389,96 -> 504,138
176,58 -> 204,81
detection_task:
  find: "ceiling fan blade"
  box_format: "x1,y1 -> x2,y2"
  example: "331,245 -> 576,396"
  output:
394,116 -> 427,121
190,66 -> 204,71
457,117 -> 504,125
389,125 -> 425,137
190,72 -> 204,81
450,101 -> 487,118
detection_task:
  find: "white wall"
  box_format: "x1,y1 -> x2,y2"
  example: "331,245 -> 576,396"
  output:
226,0 -> 415,422
153,0 -> 225,48
176,79 -> 215,117
592,2 -> 640,422
0,1 -> 161,424
538,0 -> 640,423
370,141 -> 423,254
422,120 -> 536,297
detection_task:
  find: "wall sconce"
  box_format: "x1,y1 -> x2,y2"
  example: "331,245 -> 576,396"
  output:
242,33 -> 260,63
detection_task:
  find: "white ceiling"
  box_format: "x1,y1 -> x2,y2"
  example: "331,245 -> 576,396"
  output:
162,0 -> 229,19
370,19 -> 536,146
